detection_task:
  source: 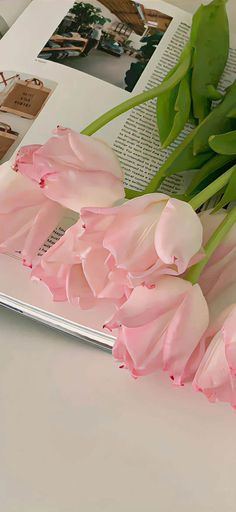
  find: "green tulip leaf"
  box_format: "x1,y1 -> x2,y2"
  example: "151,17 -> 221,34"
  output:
227,107 -> 236,118
190,4 -> 205,46
157,86 -> 179,146
191,0 -> 229,123
187,153 -> 235,194
155,43 -> 192,98
161,72 -> 191,148
207,85 -> 224,101
156,64 -> 180,146
209,131 -> 236,155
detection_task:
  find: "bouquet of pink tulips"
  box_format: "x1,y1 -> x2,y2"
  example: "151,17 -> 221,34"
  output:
2,0 -> 236,408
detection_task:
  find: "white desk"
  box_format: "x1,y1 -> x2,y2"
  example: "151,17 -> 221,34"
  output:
1,1 -> 236,511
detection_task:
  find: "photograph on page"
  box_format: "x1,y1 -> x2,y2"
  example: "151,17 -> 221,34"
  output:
38,0 -> 173,91
0,71 -> 57,163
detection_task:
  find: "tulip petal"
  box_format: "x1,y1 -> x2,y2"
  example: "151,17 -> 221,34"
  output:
0,209 -> 34,248
200,209 -> 236,297
103,196 -> 167,272
82,193 -> 168,221
14,145 -> 41,181
106,276 -> 191,329
181,337 -> 208,384
162,284 -> 209,385
35,128 -> 123,178
223,307 -> 236,376
42,170 -> 124,211
0,162 -> 64,262
22,200 -> 63,266
82,247 -> 111,297
193,332 -> 236,407
200,210 -> 226,248
113,311 -> 172,377
68,130 -> 123,178
200,209 -> 236,265
16,129 -> 125,211
0,163 -> 44,213
66,263 -> 97,309
155,199 -> 203,274
206,258 -> 236,325
32,263 -> 68,302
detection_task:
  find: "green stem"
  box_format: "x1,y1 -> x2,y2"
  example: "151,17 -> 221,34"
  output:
189,164 -> 236,210
186,205 -> 236,284
81,86 -> 161,136
125,188 -> 143,199
141,170 -> 165,194
127,164 -> 236,203
125,163 -> 236,202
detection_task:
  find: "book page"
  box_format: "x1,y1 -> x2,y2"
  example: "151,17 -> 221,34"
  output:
0,0 -> 190,157
112,26 -> 236,195
0,1 -> 236,193
112,19 -> 192,195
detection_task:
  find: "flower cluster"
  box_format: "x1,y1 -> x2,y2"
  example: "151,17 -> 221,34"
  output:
1,127 -> 236,409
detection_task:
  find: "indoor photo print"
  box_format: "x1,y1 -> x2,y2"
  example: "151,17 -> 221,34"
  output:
38,0 -> 173,91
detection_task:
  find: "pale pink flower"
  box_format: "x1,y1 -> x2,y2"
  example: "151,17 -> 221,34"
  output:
200,209 -> 236,297
80,193 -> 203,286
193,306 -> 236,407
105,276 -> 209,383
0,162 -> 64,267
185,209 -> 236,407
15,126 -> 125,211
32,218 -> 130,309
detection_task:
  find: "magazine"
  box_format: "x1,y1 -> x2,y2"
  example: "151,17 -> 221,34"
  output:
0,0 -> 235,349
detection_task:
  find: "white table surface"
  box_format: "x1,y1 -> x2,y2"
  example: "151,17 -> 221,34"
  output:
1,1 -> 236,511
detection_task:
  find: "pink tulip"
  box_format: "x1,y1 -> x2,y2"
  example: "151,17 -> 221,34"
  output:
183,209 -> 236,407
32,218 -> 131,308
105,276 -> 209,383
0,162 -> 64,267
193,306 -> 236,407
80,193 -> 203,286
14,126 -> 125,211
200,210 -> 236,297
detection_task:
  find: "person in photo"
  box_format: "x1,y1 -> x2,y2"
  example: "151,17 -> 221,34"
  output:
82,24 -> 103,56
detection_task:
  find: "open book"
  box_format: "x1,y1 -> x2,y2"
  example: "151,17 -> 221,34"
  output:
0,0 -> 235,349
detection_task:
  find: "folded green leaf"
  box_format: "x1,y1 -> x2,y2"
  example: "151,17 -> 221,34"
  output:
209,131 -> 236,154
187,153 -> 235,194
191,0 -> 229,123
207,85 -> 224,101
156,70 -> 179,146
159,131 -> 213,179
193,78 -> 236,156
190,4 -> 205,46
143,0 -> 231,195
161,72 -> 192,148
153,43 -> 192,98
227,107 -> 236,118
151,78 -> 236,191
